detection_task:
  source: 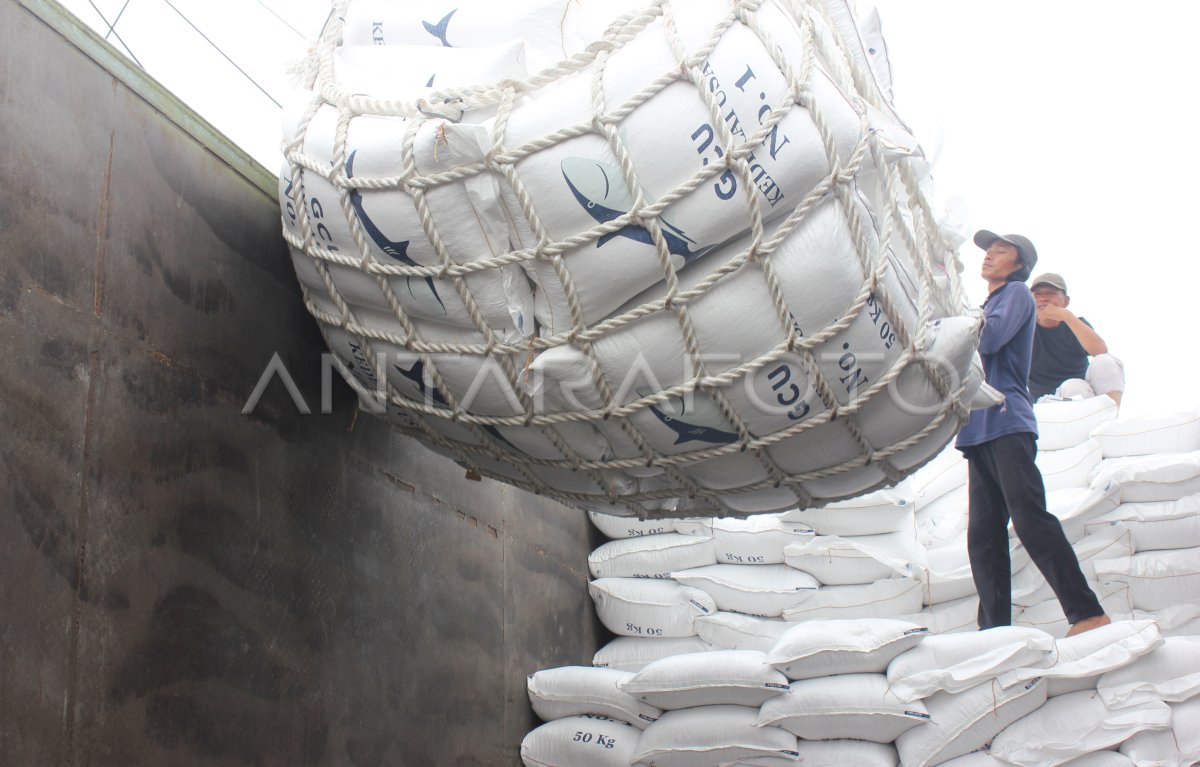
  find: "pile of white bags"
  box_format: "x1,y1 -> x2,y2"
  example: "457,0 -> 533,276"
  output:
279,0 -> 992,518
524,396 -> 1200,765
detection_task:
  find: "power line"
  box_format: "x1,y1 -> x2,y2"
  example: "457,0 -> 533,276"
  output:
158,0 -> 283,109
104,0 -> 132,41
86,0 -> 144,68
253,0 -> 309,42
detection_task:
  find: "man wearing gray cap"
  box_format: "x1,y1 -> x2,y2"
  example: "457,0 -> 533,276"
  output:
955,230 -> 1109,635
1028,273 -> 1125,406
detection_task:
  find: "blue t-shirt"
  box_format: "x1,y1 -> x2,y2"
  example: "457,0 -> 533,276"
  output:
956,281 -> 1039,449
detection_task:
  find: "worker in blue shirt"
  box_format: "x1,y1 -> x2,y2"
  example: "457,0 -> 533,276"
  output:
956,230 -> 1110,636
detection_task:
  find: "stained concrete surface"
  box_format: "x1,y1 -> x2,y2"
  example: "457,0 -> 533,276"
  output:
0,1 -> 604,764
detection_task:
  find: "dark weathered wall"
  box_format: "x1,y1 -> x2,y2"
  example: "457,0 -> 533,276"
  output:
0,1 -> 603,764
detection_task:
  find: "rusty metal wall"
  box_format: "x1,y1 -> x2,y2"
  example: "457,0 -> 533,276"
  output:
0,1 -> 603,764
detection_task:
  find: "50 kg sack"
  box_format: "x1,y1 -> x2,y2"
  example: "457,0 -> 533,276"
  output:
527,667 -> 662,728
520,714 -> 640,767
588,578 -> 716,637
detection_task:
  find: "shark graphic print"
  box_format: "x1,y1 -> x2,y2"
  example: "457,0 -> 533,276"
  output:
345,151 -> 447,313
561,157 -> 715,268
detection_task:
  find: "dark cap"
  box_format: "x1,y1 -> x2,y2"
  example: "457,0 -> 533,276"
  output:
1030,272 -> 1067,293
974,230 -> 1039,272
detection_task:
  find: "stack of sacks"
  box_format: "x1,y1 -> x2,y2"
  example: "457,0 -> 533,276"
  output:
526,399 -> 1200,765
1085,410 -> 1200,627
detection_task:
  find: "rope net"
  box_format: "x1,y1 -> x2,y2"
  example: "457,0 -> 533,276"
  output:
279,0 -> 981,519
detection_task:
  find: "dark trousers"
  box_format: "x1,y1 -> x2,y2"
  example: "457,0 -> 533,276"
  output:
963,432 -> 1104,629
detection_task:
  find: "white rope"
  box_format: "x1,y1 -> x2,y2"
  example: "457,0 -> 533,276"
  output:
281,0 -> 971,517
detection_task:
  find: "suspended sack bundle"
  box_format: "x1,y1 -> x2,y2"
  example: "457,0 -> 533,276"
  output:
279,0 -> 989,518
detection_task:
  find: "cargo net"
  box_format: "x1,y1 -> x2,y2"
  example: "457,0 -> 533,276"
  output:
280,0 -> 976,518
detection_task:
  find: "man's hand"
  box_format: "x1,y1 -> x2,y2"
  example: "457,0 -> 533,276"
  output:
1036,304 -> 1074,327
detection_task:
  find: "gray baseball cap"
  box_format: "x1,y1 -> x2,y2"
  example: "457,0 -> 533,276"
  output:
1030,273 -> 1067,293
974,230 -> 1039,272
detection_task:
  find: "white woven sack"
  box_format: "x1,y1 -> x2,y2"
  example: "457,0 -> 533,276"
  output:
996,620 -> 1163,691
1056,754 -> 1136,767
1011,523 -> 1134,608
764,618 -> 928,680
589,578 -> 716,637
1037,439 -> 1103,493
782,532 -> 920,585
670,564 -> 818,618
1086,493 -> 1200,552
781,575 -> 923,621
1044,675 -> 1099,698
913,446 -> 968,510
520,714 -> 640,767
988,691 -> 1171,767
915,485 -> 970,548
589,533 -> 716,578
894,595 -> 980,635
1122,604 -> 1200,638
936,753 -> 1020,767
1096,636 -> 1200,709
1119,694 -> 1200,767
592,635 -> 713,672
341,0 -> 577,63
1034,395 -> 1119,451
1090,409 -> 1200,459
694,612 -> 790,652
1095,546 -> 1200,612
921,535 -> 1031,606
588,511 -> 678,539
885,626 -> 1055,703
631,705 -> 799,767
673,515 -> 815,565
780,480 -> 914,536
527,667 -> 662,729
895,677 -> 1047,767
785,739 -> 899,767
1090,451 -> 1200,504
1030,484 -> 1122,545
756,673 -> 930,743
619,649 -> 789,710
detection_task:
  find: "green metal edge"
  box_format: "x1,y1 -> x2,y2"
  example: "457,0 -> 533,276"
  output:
16,0 -> 279,198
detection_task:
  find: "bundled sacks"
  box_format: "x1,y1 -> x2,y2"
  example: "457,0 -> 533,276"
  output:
1090,409 -> 1200,458
756,673 -> 930,743
526,667 -> 662,728
783,532 -> 920,585
996,620 -> 1163,690
764,618 -> 928,680
630,705 -> 799,767
988,691 -> 1172,767
1033,396 -> 1119,451
587,533 -> 716,579
619,650 -> 789,709
588,578 -> 716,637
520,714 -> 641,767
1095,547 -> 1200,612
885,626 -> 1055,702
592,636 -> 713,672
671,564 -> 818,618
282,0 -> 984,517
780,576 -> 924,621
1090,450 -> 1200,503
673,515 -> 815,566
1119,694 -> 1200,767
1095,636 -> 1200,708
895,677 -> 1047,767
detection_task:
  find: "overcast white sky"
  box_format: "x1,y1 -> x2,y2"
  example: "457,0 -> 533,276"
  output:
60,0 -> 1200,418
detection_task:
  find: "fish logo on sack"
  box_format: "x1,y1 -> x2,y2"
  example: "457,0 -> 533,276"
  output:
639,388 -> 743,446
561,158 -> 715,267
395,359 -> 448,406
345,151 -> 447,313
422,9 -> 456,47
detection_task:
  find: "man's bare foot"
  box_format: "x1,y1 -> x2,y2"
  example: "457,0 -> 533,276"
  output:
1066,614 -> 1111,637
